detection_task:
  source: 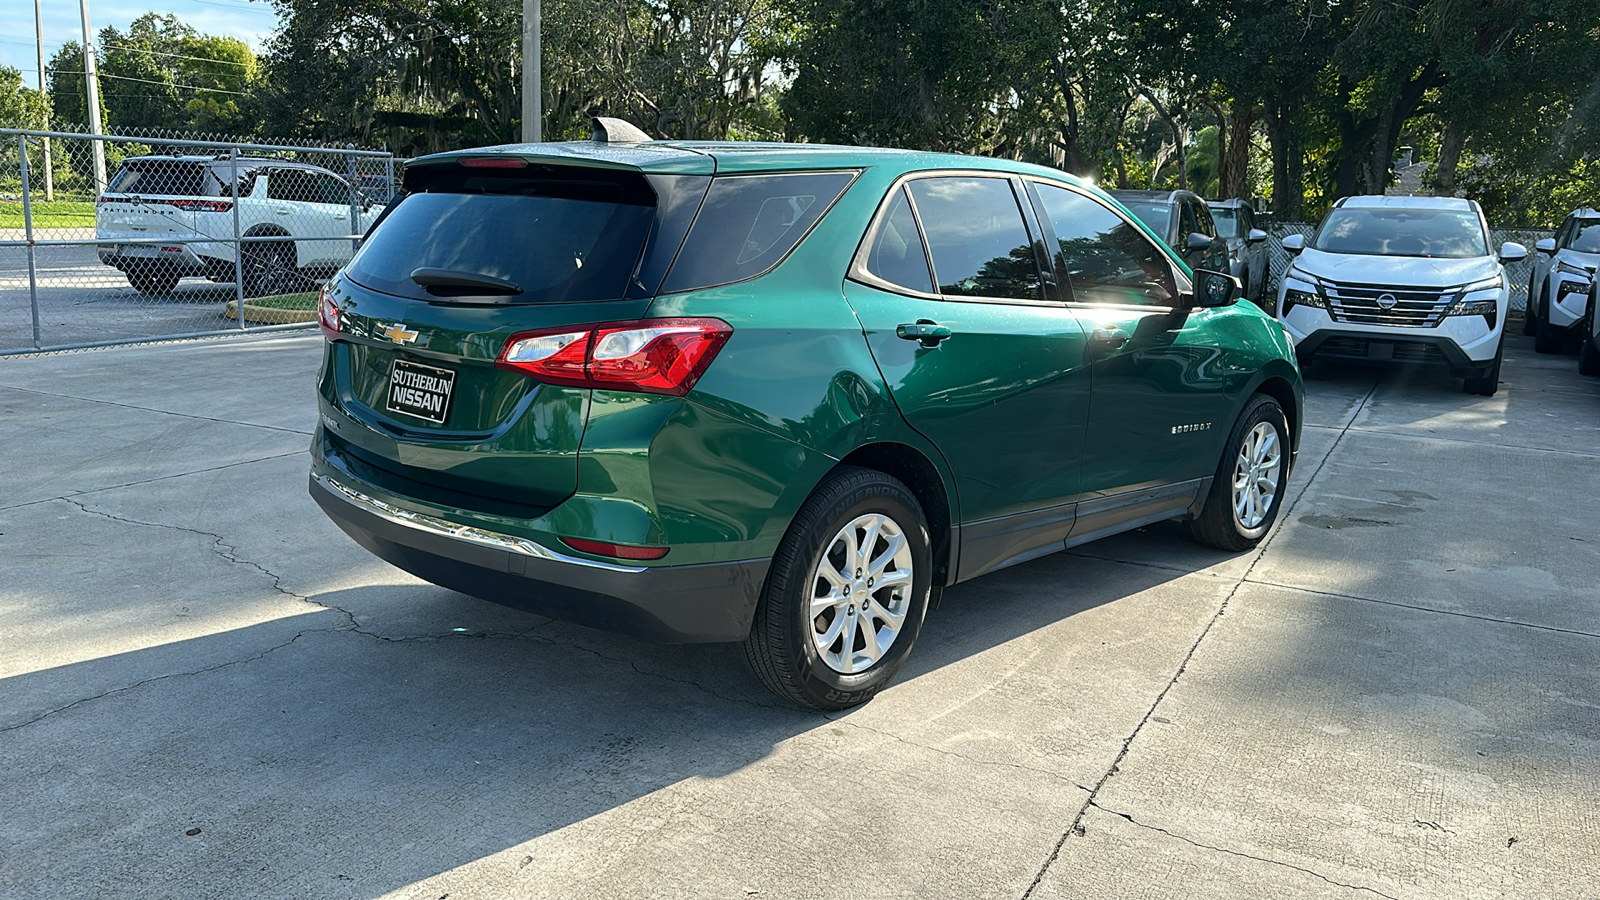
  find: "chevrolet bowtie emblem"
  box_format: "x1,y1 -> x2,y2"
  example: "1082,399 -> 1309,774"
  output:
382,323 -> 419,345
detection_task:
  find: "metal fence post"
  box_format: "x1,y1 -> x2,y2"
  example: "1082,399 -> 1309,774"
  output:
231,145 -> 246,329
346,144 -> 360,256
19,133 -> 43,350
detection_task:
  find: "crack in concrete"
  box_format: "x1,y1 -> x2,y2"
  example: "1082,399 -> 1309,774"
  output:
1090,801 -> 1401,900
0,383 -> 315,436
1020,373 -> 1383,899
0,450 -> 307,512
1343,425 -> 1600,461
1242,578 -> 1600,640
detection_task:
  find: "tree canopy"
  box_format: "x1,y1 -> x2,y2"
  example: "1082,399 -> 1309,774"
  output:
11,0 -> 1599,225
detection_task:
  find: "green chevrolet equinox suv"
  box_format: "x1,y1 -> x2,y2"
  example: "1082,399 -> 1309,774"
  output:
310,134 -> 1304,710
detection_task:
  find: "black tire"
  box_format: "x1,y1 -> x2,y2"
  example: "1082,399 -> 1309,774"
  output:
126,263 -> 179,295
1579,309 -> 1600,377
743,467 -> 933,711
1533,293 -> 1564,354
1463,337 -> 1503,396
1188,394 -> 1291,552
241,242 -> 299,299
1521,277 -> 1538,336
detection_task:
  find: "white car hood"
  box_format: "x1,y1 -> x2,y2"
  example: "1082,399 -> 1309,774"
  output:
1556,249 -> 1599,271
1292,248 -> 1500,288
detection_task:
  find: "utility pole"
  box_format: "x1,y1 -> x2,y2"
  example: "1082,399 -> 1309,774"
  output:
34,0 -> 54,200
521,0 -> 541,142
78,0 -> 107,192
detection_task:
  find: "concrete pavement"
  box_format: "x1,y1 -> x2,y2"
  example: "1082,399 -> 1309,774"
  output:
1,332 -> 1597,898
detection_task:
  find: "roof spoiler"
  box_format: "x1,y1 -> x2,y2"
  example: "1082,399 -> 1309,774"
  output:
590,117 -> 652,143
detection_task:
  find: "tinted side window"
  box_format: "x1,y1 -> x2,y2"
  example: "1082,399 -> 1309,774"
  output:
316,173 -> 352,205
1178,201 -> 1199,240
1036,184 -> 1176,307
908,177 -> 1040,301
661,171 -> 855,293
267,170 -> 318,204
1195,202 -> 1217,238
862,187 -> 934,294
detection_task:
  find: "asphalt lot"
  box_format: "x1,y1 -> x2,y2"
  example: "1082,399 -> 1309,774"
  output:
0,236 -> 277,351
2,331 -> 1598,899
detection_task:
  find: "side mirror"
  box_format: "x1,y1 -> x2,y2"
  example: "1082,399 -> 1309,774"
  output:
1499,242 -> 1528,263
1247,228 -> 1268,245
1187,268 -> 1241,309
1534,238 -> 1556,255
1186,232 -> 1214,252
1281,233 -> 1306,254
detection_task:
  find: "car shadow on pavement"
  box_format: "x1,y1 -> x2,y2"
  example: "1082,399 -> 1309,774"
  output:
0,545 -> 1215,898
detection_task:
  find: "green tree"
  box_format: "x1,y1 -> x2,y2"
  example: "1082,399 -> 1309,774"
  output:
0,65 -> 51,129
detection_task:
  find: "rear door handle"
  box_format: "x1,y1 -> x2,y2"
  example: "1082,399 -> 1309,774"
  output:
896,320 -> 952,348
1089,327 -> 1130,350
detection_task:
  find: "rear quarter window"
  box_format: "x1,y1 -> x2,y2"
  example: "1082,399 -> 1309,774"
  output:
660,171 -> 857,294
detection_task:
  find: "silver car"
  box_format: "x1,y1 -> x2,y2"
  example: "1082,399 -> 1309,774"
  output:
1524,208 -> 1599,354
1208,199 -> 1270,307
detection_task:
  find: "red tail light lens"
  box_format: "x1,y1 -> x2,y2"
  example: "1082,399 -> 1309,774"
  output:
560,537 -> 670,560
497,318 -> 731,396
317,286 -> 342,340
167,199 -> 234,213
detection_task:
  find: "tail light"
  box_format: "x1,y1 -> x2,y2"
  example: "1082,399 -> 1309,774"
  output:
497,318 -> 732,396
317,285 -> 342,340
166,199 -> 234,213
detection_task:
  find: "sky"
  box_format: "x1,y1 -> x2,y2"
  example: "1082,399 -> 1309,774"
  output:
1,0 -> 282,90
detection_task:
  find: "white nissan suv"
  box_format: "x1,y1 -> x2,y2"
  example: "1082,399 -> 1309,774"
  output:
1524,208 -> 1599,354
96,156 -> 380,296
1276,195 -> 1526,396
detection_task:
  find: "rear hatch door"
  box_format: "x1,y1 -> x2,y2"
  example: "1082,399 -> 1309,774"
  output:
96,159 -> 213,248
323,149 -> 712,512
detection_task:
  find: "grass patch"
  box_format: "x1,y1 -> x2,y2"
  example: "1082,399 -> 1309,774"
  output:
248,292 -> 317,310
0,200 -> 96,229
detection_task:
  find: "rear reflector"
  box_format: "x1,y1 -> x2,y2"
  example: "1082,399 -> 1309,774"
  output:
497,318 -> 732,396
560,537 -> 670,561
459,157 -> 529,169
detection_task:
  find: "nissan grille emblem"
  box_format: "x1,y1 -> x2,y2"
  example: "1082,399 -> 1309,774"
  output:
1376,293 -> 1399,310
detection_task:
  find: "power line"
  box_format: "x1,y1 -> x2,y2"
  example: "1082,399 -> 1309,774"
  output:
51,69 -> 250,95
101,42 -> 256,68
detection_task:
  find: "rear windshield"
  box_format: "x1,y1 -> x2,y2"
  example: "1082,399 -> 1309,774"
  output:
108,160 -> 208,197
1313,208 -> 1488,259
660,171 -> 857,294
1118,202 -> 1173,236
345,166 -> 657,303
1211,207 -> 1238,238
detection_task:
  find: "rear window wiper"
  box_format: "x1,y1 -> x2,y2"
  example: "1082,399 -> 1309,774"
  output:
409,267 -> 523,296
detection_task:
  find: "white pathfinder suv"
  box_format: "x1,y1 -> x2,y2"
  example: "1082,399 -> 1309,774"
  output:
96,156 -> 380,296
1277,195 -> 1526,396
1524,208 -> 1599,354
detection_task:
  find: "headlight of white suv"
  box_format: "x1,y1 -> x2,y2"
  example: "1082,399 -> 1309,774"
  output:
1556,260 -> 1594,298
1282,268 -> 1327,311
1448,276 -> 1501,322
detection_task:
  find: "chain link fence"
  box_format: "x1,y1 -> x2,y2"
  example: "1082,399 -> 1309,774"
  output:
1,127 -> 397,353
1263,221 -> 1553,318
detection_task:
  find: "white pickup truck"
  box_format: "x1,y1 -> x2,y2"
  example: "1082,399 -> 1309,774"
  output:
96,155 -> 382,296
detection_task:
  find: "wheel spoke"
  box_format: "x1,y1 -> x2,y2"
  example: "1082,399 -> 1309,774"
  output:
856,518 -> 882,572
866,531 -> 906,580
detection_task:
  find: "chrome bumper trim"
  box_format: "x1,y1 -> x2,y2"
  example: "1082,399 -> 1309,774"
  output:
313,473 -> 647,574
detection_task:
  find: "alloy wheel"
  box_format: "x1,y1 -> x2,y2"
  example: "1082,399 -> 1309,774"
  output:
808,513 -> 914,674
1232,422 -> 1282,530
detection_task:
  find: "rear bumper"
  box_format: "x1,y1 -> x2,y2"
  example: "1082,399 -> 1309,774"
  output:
309,472 -> 768,643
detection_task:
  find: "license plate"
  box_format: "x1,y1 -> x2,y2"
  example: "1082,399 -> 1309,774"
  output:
385,359 -> 456,424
